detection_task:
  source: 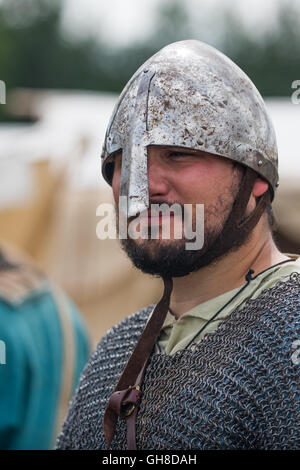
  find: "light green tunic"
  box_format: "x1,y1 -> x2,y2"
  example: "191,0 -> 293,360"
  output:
152,254 -> 300,355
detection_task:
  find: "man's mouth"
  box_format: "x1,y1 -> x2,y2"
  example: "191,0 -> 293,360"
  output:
139,211 -> 175,225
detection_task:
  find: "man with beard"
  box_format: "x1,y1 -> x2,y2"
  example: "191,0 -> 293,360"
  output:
56,40 -> 300,450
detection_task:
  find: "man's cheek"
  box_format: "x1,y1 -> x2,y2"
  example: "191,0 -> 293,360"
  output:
112,178 -> 120,202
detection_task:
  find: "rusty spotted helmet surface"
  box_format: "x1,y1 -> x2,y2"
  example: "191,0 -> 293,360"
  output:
101,40 -> 278,217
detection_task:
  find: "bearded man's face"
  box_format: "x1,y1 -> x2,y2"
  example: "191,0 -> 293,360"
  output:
111,145 -> 248,278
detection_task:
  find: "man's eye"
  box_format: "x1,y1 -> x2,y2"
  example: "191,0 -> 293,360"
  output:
169,151 -> 189,158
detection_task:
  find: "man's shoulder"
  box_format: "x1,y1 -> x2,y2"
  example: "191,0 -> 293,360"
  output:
59,304 -> 155,423
95,304 -> 154,353
258,270 -> 300,302
226,272 -> 300,356
75,305 -> 153,383
243,271 -> 300,320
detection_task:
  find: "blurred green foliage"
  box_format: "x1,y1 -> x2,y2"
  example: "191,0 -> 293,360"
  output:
0,0 -> 299,121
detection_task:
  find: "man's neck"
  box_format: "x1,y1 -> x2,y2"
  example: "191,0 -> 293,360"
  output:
169,224 -> 290,319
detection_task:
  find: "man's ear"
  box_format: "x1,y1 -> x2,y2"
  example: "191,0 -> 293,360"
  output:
252,178 -> 269,198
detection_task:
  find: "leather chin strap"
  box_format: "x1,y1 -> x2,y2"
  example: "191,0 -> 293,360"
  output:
103,166 -> 270,450
231,167 -> 270,232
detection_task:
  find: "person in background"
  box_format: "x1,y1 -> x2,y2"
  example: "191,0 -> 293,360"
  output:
0,244 -> 90,449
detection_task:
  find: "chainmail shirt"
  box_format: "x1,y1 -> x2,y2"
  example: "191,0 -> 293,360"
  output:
56,273 -> 300,450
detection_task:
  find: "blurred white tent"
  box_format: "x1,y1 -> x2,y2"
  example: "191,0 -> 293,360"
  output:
0,91 -> 299,185
0,90 -> 299,344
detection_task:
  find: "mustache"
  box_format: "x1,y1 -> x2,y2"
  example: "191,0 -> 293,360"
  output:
115,199 -> 185,221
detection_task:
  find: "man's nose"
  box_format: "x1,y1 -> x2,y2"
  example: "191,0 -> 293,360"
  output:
147,152 -> 170,200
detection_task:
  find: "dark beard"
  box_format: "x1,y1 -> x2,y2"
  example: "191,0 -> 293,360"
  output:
118,167 -> 251,278
119,206 -> 251,279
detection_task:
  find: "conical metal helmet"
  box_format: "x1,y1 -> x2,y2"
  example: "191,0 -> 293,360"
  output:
101,40 -> 278,217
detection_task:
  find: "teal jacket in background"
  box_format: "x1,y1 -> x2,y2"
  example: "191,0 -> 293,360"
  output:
0,252 -> 91,450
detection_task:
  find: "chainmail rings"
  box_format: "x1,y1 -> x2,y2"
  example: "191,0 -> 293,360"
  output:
56,273 -> 300,450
